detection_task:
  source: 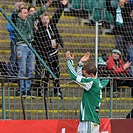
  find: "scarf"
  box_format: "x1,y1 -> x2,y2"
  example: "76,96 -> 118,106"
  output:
116,5 -> 123,26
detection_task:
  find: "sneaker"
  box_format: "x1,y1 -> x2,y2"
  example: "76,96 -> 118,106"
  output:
55,91 -> 63,99
22,92 -> 26,98
16,91 -> 24,97
22,91 -> 36,99
38,91 -> 43,97
38,90 -> 47,97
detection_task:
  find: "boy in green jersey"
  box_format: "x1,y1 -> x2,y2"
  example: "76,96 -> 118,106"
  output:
66,51 -> 109,133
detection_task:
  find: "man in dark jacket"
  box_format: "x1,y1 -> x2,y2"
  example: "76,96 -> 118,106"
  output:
33,0 -> 68,97
106,0 -> 133,59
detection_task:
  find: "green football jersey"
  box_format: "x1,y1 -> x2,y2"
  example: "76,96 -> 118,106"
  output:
67,59 -> 109,125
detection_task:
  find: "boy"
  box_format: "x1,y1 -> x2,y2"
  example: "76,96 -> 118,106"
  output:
66,51 -> 109,133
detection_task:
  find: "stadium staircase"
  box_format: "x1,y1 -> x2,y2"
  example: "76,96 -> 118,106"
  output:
0,0 -> 132,120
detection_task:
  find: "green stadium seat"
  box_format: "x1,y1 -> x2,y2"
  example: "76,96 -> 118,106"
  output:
82,0 -> 114,24
71,0 -> 82,10
103,9 -> 114,23
82,0 -> 104,23
110,0 -> 118,7
68,0 -> 72,4
83,0 -> 97,14
98,0 -> 106,9
102,9 -> 114,35
92,7 -> 104,22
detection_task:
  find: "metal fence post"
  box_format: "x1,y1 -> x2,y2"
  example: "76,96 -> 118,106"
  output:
2,78 -> 6,119
109,78 -> 114,118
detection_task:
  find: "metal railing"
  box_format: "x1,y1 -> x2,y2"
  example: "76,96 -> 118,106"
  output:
0,77 -> 133,120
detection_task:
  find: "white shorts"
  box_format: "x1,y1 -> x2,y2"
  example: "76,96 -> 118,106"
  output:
78,121 -> 100,133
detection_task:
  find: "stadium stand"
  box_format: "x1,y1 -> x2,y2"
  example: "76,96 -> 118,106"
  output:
0,0 -> 133,122
65,0 -> 114,34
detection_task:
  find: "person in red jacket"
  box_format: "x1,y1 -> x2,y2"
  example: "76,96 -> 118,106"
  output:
106,49 -> 133,97
106,49 -> 131,74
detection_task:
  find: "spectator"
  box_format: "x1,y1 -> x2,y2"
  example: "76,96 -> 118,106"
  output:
6,2 -> 25,76
106,49 -> 133,97
66,51 -> 109,133
12,0 -> 53,97
33,0 -> 68,97
28,6 -> 43,90
106,0 -> 133,60
28,6 -> 36,15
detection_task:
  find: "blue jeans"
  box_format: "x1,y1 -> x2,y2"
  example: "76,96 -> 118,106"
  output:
8,40 -> 17,73
115,35 -> 124,50
16,45 -> 35,93
9,40 -> 16,63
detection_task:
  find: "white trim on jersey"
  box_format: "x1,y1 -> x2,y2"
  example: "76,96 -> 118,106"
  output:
76,75 -> 94,91
76,75 -> 82,82
80,102 -> 85,121
85,81 -> 93,91
67,60 -> 78,76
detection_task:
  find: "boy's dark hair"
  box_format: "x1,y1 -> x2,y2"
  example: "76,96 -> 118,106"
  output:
82,64 -> 97,76
27,6 -> 36,11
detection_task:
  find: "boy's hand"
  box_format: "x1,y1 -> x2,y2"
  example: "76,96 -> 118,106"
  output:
46,0 -> 53,7
60,0 -> 68,6
19,2 -> 25,8
15,2 -> 25,11
80,52 -> 90,62
66,51 -> 74,60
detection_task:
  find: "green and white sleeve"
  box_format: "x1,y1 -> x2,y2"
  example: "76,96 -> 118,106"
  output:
77,61 -> 84,75
67,59 -> 94,91
67,59 -> 78,80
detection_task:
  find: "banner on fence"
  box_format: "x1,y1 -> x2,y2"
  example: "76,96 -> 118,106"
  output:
0,119 -> 111,133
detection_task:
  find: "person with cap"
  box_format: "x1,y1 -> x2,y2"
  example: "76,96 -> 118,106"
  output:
106,49 -> 133,97
106,49 -> 131,74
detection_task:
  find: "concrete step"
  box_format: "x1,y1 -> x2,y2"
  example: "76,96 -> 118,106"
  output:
0,20 -> 98,35
0,30 -> 115,44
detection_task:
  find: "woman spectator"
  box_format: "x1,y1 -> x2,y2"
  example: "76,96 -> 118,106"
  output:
106,49 -> 133,97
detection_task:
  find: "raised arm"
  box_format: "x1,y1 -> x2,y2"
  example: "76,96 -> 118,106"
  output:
66,51 -> 93,82
77,52 -> 90,75
106,0 -> 116,16
30,0 -> 53,21
50,0 -> 68,24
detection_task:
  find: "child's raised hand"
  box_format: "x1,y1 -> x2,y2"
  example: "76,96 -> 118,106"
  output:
66,51 -> 74,60
60,0 -> 68,6
80,52 -> 90,62
46,0 -> 53,7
